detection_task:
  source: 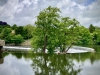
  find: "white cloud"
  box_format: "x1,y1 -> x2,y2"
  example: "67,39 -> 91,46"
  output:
59,0 -> 100,27
57,0 -> 71,8
0,0 -> 19,22
0,0 -> 99,27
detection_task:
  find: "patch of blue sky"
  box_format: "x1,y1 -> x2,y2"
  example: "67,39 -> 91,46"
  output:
84,0 -> 96,6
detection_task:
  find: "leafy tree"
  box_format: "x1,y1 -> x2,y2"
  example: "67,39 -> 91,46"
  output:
0,27 -> 24,44
31,6 -> 87,53
5,34 -> 24,45
12,34 -> 24,45
89,24 -> 95,33
0,23 -> 11,33
5,34 -> 14,43
23,24 -> 35,39
92,26 -> 100,45
15,26 -> 24,38
0,27 -> 12,39
12,24 -> 17,30
75,26 -> 92,45
58,17 -> 80,52
32,6 -> 61,53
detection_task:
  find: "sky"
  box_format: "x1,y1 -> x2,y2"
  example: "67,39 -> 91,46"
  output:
0,0 -> 100,27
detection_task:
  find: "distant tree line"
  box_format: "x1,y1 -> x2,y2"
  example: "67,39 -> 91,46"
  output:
0,22 -> 35,45
0,21 -> 7,25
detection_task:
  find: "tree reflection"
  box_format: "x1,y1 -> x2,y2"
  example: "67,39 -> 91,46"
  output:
0,47 -> 3,64
11,52 -> 23,59
31,54 -> 81,75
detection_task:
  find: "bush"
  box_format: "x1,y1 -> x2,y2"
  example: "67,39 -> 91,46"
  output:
12,34 -> 24,45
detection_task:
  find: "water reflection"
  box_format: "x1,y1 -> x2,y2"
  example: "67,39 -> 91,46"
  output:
0,47 -> 3,64
0,52 -> 3,64
0,52 -> 33,75
30,54 -> 81,75
0,46 -> 100,75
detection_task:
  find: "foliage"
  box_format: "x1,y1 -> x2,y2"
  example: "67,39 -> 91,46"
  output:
23,24 -> 35,39
14,25 -> 35,39
31,6 -> 61,53
5,34 -> 14,43
12,24 -> 17,30
0,24 -> 11,33
12,34 -> 24,45
0,27 -> 24,45
6,34 -> 24,45
15,26 -> 24,37
89,24 -> 95,33
0,27 -> 12,39
58,17 -> 80,52
92,26 -> 100,45
1,6 -> 100,52
32,6 -> 81,53
75,26 -> 92,45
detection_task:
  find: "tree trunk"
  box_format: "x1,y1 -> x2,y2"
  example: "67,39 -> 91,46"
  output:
62,43 -> 66,52
65,42 -> 74,53
43,35 -> 47,53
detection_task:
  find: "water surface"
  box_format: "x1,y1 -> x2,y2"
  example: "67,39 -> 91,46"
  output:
0,45 -> 100,75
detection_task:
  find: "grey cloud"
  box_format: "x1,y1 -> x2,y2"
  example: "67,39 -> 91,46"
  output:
0,0 -> 8,6
11,0 -> 67,25
0,0 -> 19,22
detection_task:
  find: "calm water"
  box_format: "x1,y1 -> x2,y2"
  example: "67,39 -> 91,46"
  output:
0,45 -> 100,75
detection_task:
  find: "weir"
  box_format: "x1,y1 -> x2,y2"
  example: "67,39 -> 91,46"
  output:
2,45 -> 95,53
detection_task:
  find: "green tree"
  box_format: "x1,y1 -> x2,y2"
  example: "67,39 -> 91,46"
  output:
32,6 -> 61,53
12,34 -> 24,45
0,24 -> 11,33
89,24 -> 95,33
15,26 -> 25,38
23,24 -> 35,39
92,26 -> 100,45
0,27 -> 12,40
12,24 -> 17,30
5,34 -> 14,43
58,17 -> 80,52
75,26 -> 92,45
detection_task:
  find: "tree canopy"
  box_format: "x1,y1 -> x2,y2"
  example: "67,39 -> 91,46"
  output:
31,6 -> 81,53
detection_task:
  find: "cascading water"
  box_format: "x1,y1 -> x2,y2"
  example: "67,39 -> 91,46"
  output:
2,46 -> 95,53
3,46 -> 31,51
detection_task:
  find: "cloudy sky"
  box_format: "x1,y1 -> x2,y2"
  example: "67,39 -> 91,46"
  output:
0,0 -> 100,27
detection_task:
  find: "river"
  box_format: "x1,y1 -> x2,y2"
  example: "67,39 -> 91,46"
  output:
0,45 -> 100,75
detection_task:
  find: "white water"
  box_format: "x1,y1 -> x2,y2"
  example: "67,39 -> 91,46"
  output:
3,46 -> 31,51
67,46 -> 95,53
54,46 -> 95,53
67,48 -> 88,53
3,46 -> 95,53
